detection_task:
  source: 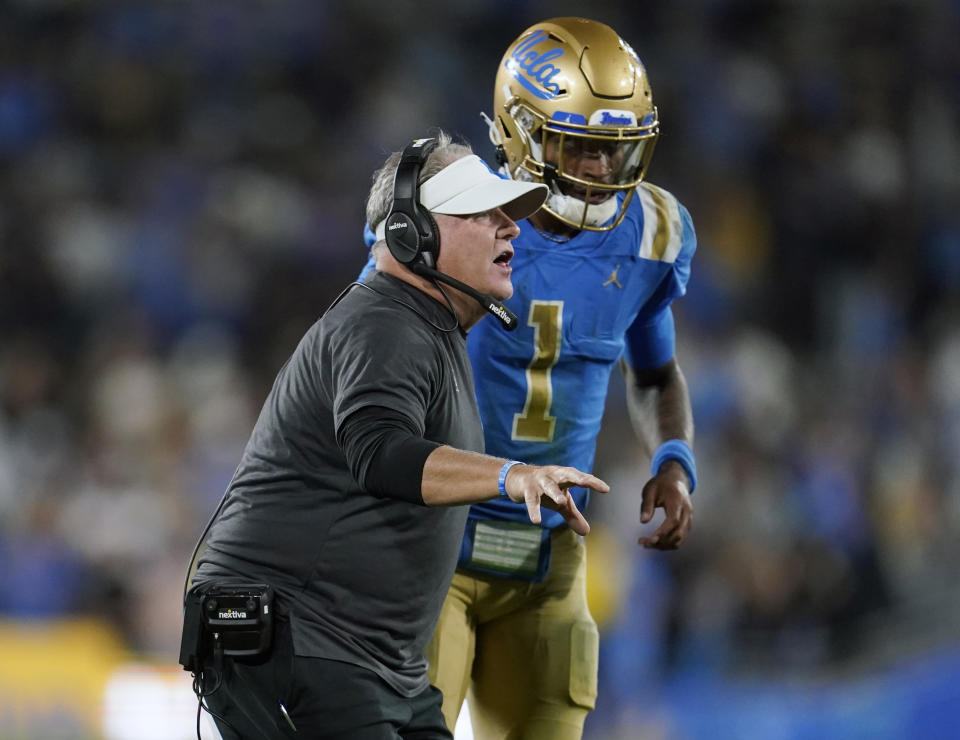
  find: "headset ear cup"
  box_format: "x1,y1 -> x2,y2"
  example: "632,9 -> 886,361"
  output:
387,137 -> 439,266
418,210 -> 440,267
384,209 -> 421,264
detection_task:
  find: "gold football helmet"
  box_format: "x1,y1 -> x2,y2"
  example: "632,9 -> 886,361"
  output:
489,17 -> 659,231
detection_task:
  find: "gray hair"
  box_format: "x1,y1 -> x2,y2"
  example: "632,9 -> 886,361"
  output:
365,130 -> 474,244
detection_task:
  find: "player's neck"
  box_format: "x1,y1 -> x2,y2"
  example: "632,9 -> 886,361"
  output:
528,210 -> 581,242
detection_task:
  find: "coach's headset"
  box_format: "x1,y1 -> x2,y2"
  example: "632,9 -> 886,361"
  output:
384,137 -> 518,330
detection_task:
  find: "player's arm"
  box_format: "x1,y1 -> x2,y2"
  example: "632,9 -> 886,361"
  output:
622,354 -> 694,550
623,354 -> 694,457
622,191 -> 698,549
621,301 -> 695,550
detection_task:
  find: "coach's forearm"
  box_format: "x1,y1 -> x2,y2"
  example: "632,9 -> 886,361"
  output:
420,446 -> 510,506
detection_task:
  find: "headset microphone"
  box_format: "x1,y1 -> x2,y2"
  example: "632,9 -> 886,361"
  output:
410,261 -> 519,331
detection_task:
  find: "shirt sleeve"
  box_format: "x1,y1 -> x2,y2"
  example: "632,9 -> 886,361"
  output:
623,200 -> 697,370
328,309 -> 437,433
623,304 -> 676,370
326,300 -> 443,499
337,405 -> 440,504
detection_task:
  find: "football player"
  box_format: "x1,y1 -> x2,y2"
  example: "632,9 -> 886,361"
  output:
358,17 -> 698,739
425,17 -> 698,739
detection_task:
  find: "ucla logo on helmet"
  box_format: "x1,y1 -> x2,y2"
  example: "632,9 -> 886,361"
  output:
504,30 -> 564,100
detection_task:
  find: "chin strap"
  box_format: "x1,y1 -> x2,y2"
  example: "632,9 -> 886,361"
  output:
546,190 -> 619,229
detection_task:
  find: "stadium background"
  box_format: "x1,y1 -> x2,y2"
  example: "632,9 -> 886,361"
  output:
0,0 -> 958,737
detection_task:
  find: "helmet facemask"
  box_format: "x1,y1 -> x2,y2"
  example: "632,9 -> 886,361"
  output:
515,103 -> 658,230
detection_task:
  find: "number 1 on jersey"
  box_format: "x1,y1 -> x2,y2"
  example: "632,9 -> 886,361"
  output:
512,300 -> 563,442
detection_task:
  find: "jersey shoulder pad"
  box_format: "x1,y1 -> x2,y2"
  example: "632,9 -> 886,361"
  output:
634,182 -> 687,264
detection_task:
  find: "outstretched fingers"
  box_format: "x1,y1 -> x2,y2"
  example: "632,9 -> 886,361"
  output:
540,492 -> 590,535
560,469 -> 610,495
524,495 -> 543,526
528,466 -> 609,536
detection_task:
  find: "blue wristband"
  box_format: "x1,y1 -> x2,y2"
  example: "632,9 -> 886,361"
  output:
498,460 -> 524,498
651,440 -> 697,493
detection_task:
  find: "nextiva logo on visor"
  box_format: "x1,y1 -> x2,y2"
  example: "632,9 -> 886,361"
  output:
504,30 -> 564,100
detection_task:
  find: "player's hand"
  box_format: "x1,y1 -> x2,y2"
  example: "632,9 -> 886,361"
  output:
638,460 -> 693,549
503,465 -> 609,536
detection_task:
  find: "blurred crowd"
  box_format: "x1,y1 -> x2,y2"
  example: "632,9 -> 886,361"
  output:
0,0 -> 958,733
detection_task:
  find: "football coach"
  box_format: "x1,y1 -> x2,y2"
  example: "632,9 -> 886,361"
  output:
183,133 -> 609,740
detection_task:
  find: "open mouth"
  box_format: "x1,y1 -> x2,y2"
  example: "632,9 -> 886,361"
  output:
493,249 -> 513,266
587,191 -> 613,205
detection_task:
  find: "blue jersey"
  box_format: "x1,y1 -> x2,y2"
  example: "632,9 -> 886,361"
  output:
358,182 -> 696,530
468,183 -> 696,529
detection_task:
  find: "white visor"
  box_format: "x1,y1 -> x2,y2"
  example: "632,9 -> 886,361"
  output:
374,154 -> 547,240
421,155 -> 547,221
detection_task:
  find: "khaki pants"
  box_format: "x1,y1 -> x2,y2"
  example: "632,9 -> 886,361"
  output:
425,528 -> 599,740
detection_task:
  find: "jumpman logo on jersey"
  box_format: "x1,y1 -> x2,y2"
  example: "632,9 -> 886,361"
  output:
602,264 -> 623,289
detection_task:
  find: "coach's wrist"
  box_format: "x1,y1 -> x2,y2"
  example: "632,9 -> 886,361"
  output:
497,460 -> 525,499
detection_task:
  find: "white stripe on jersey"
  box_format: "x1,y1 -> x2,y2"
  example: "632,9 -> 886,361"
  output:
636,182 -> 684,263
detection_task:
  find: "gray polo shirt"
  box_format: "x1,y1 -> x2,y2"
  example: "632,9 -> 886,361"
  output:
195,271 -> 484,696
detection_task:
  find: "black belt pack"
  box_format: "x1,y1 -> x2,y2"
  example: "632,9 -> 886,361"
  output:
179,582 -> 274,673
